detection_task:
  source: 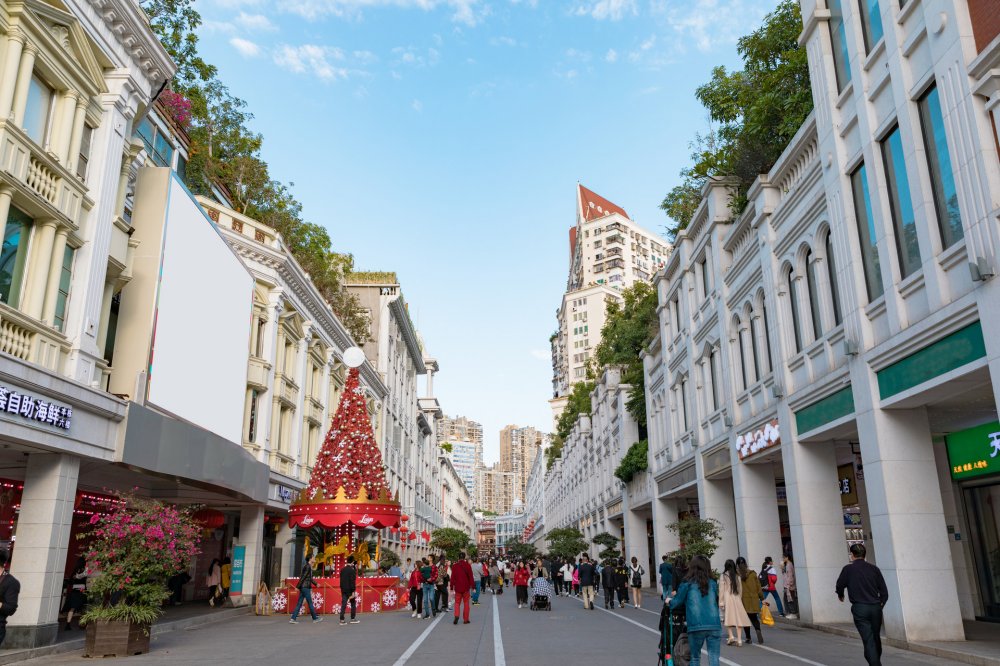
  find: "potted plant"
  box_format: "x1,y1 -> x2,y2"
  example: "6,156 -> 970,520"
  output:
79,492 -> 201,658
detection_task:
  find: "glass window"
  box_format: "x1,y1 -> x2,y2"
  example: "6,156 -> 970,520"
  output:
738,327 -> 750,389
23,75 -> 53,145
709,350 -> 719,412
806,249 -> 823,338
918,85 -> 963,248
177,154 -> 188,182
788,267 -> 802,353
103,291 -> 120,364
77,125 -> 93,180
679,379 -> 689,431
0,207 -> 33,307
826,234 -> 843,325
828,0 -> 852,92
881,125 -> 921,278
53,246 -> 74,331
153,130 -> 174,168
248,389 -> 260,443
700,260 -> 709,298
760,298 -> 772,374
136,118 -> 155,157
851,163 -> 884,300
859,0 -> 884,53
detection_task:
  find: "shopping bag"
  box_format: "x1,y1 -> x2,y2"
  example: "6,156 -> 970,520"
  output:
760,601 -> 775,626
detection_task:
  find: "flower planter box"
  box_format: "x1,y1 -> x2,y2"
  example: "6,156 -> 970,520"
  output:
83,620 -> 151,658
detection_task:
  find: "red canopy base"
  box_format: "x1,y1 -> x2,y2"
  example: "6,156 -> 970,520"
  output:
274,576 -> 408,615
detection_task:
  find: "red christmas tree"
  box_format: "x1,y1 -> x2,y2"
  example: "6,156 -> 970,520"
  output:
306,368 -> 390,500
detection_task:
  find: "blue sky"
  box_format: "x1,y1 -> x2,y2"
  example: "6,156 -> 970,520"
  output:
195,0 -> 777,463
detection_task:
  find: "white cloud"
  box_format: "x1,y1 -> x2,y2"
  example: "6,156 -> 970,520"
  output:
412,99 -> 423,112
529,349 -> 549,360
490,35 -> 518,47
391,46 -> 441,68
574,0 -> 637,20
281,0 -> 487,26
605,48 -> 618,62
273,44 -> 349,80
652,0 -> 772,52
229,37 -> 261,57
235,12 -> 278,31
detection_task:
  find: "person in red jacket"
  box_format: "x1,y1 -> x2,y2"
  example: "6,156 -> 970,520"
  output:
408,565 -> 423,618
449,551 -> 475,625
513,562 -> 531,608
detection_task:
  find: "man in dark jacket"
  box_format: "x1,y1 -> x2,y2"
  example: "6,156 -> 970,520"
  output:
340,555 -> 359,625
450,551 -> 475,625
577,554 -> 597,610
614,558 -> 629,608
0,550 -> 19,646
601,561 -> 616,609
290,554 -> 322,623
836,544 -> 889,666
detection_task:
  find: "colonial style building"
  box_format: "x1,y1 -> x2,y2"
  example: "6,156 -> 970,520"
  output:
640,0 -> 1000,644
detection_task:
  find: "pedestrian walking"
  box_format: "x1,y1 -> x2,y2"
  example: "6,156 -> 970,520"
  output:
533,557 -> 548,582
560,560 -> 574,596
63,556 -> 87,630
435,556 -> 450,612
719,559 -> 751,647
514,561 -> 530,608
760,556 -> 784,616
629,556 -> 645,609
572,560 -> 580,596
450,551 -> 474,625
289,555 -> 322,623
206,558 -> 222,607
420,557 -> 436,618
578,554 -> 597,610
0,550 -> 19,647
782,554 -> 798,619
836,544 -> 889,666
340,555 -> 359,625
551,558 -> 562,596
489,560 -> 502,595
614,558 -> 629,608
478,559 -> 490,603
672,555 -> 688,592
600,560 -> 616,609
408,563 -> 423,617
668,555 -> 722,666
658,555 -> 674,600
737,557 -> 764,645
220,556 -> 232,605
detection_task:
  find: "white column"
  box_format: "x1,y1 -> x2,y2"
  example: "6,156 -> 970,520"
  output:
41,227 -> 69,324
792,274 -> 815,346
10,44 -> 37,127
854,395 -> 963,641
260,300 -> 283,461
732,459 -> 783,570
234,506 -> 265,607
66,98 -> 88,174
7,453 -> 80,648
49,90 -> 78,162
0,30 -> 24,118
22,219 -> 57,319
781,407 -> 851,625
651,495 -> 679,566
0,185 -> 14,244
697,470 -> 738,573
276,521 -> 296,581
96,281 -> 115,353
290,325 -> 311,478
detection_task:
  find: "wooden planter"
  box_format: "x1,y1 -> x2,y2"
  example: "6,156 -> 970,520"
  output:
83,620 -> 151,658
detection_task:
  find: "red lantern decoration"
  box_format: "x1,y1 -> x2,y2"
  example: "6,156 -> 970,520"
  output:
400,514 -> 409,523
193,508 -> 225,530
400,525 -> 409,534
408,531 -> 417,541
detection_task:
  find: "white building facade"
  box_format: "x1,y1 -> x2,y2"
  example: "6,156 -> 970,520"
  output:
642,0 -> 1000,643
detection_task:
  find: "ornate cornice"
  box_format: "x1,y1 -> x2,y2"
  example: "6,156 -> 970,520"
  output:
85,0 -> 175,84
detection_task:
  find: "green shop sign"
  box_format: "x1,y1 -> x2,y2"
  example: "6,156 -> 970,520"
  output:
946,421 -> 1000,480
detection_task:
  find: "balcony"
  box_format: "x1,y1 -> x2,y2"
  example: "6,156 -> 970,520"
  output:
269,450 -> 296,478
306,396 -> 324,425
606,246 -> 622,257
0,303 -> 70,374
0,120 -> 87,226
278,374 -> 299,407
605,234 -> 625,245
247,356 -> 271,390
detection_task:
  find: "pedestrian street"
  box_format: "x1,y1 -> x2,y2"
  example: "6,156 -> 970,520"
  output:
25,591 -> 958,666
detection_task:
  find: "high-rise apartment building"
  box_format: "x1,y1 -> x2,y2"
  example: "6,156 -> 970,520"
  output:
549,185 -> 671,421
475,465 -> 514,515
438,414 -> 483,497
499,425 -> 542,503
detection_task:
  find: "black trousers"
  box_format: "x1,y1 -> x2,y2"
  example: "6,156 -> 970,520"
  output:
516,585 -> 528,605
616,586 -> 628,605
409,586 -> 421,611
340,592 -> 356,621
552,577 -> 561,595
435,585 -> 448,611
851,603 -> 883,666
604,586 -> 615,607
743,612 -> 761,641
0,621 -> 6,648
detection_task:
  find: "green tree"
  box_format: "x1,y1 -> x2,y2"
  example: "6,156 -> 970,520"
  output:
592,532 -> 620,565
547,379 -> 596,469
591,281 -> 658,427
661,0 -> 812,235
614,440 -> 649,483
503,535 -> 538,562
429,527 -> 473,560
379,548 -> 402,569
666,516 -> 723,562
547,527 -> 588,561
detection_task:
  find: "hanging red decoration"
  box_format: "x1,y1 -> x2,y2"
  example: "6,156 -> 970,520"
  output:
400,525 -> 409,534
407,531 -> 417,541
400,514 -> 409,523
421,530 -> 430,542
193,508 -> 225,530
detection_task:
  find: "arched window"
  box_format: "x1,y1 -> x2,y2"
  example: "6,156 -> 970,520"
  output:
733,318 -> 747,392
806,249 -> 822,338
826,233 -> 843,325
759,295 -> 772,374
738,325 -> 753,388
745,305 -> 759,381
709,348 -> 720,411
787,266 -> 802,353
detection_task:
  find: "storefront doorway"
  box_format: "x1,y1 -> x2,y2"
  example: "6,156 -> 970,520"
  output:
964,483 -> 1000,621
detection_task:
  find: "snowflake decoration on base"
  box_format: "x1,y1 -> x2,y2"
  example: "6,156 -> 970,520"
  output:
332,603 -> 342,616
369,601 -> 381,613
272,591 -> 288,612
382,589 -> 398,608
311,591 -> 324,609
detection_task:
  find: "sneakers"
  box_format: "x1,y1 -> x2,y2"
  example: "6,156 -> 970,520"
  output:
340,620 -> 347,625
517,604 -> 522,609
464,620 -> 470,624
350,619 -> 360,624
289,618 -> 298,624
411,611 -> 418,618
453,617 -> 459,625
313,617 -> 323,623
209,598 -> 215,608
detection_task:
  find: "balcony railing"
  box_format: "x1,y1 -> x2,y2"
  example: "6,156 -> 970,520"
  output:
247,356 -> 271,390
278,374 -> 299,407
0,303 -> 70,374
0,120 -> 88,224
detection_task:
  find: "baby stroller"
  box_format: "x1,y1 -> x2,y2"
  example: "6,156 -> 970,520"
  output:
658,603 -> 689,666
529,576 -> 553,611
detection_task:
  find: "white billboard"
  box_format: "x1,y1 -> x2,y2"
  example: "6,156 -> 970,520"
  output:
144,174 -> 253,445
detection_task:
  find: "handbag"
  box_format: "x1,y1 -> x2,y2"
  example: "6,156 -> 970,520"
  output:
760,601 -> 775,626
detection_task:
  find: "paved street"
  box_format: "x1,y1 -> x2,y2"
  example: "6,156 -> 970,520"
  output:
26,591 -> 956,665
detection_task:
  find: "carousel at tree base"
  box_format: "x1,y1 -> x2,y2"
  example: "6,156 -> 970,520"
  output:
275,350 -> 408,615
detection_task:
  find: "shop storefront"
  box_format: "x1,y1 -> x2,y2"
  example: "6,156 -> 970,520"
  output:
947,421 -> 1000,621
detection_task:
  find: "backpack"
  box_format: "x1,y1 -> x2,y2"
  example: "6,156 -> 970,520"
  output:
631,565 -> 644,587
672,633 -> 691,666
758,568 -> 769,589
